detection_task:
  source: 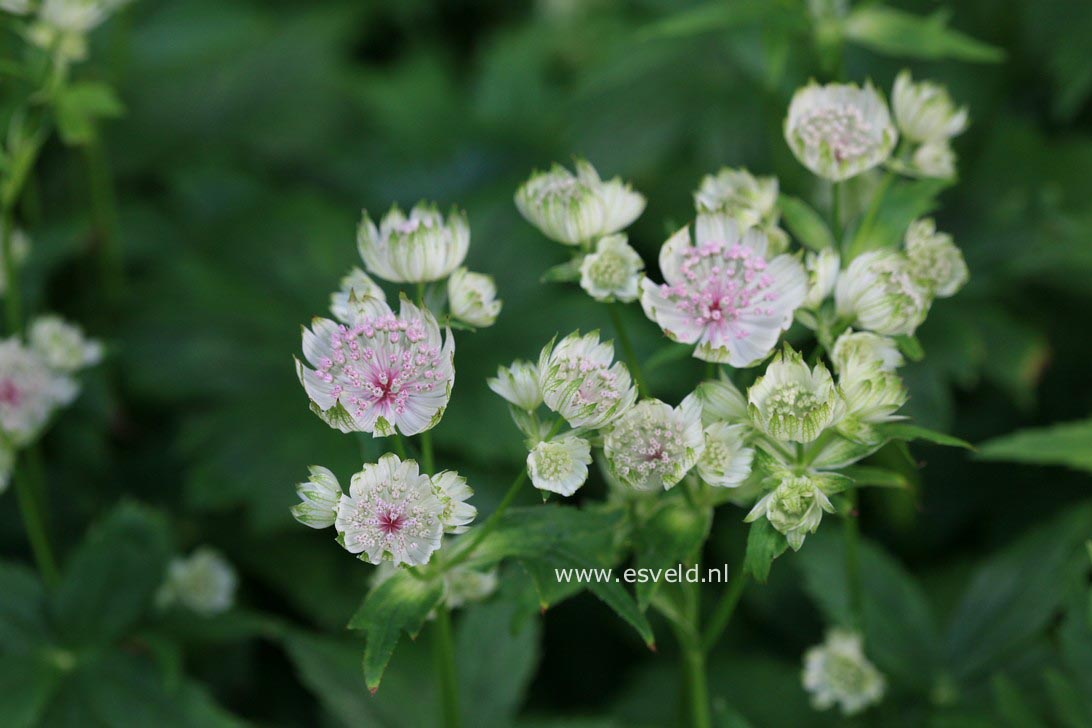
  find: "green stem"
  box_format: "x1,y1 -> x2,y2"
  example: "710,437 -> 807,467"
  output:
844,488 -> 864,631
701,566 -> 749,652
390,433 -> 407,459
830,180 -> 843,246
676,580 -> 711,728
84,136 -> 123,308
704,361 -> 716,381
2,206 -> 23,335
444,468 -> 526,571
12,455 -> 59,586
433,603 -> 461,728
420,429 -> 434,474
607,303 -> 649,397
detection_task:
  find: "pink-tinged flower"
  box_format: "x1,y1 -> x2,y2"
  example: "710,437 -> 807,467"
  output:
296,296 -> 454,437
640,215 -> 808,367
0,338 -> 77,447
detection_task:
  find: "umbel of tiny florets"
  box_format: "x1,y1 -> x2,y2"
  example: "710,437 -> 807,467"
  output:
835,249 -> 931,337
904,218 -> 968,298
297,295 -> 455,437
357,202 -> 470,284
604,394 -> 704,492
515,158 -> 645,246
579,234 -> 644,302
528,433 -> 593,497
538,330 -> 637,430
693,167 -> 789,253
747,347 -> 843,444
639,214 -> 808,367
802,629 -> 887,715
784,80 -> 898,181
745,470 -> 846,550
448,267 -> 502,328
156,547 -> 237,616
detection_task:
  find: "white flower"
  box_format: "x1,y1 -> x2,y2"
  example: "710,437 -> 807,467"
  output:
803,629 -> 886,715
527,434 -> 592,497
803,248 -> 840,308
892,70 -> 968,144
640,215 -> 808,367
835,250 -> 931,337
785,81 -> 897,181
515,159 -> 645,246
831,330 -> 903,376
904,218 -> 968,298
443,566 -> 498,608
448,268 -> 502,328
604,395 -> 704,492
431,470 -> 476,534
357,202 -> 469,284
0,225 -> 30,296
838,366 -> 907,433
29,0 -> 129,61
157,547 -> 237,616
297,296 -> 455,437
694,167 -> 789,252
538,331 -> 637,429
0,338 -> 78,447
488,360 -> 542,411
335,454 -> 446,566
697,422 -> 753,488
330,268 -> 386,324
747,347 -> 843,443
579,234 -> 644,302
27,315 -> 102,373
911,140 -> 956,179
291,465 -> 343,529
745,473 -> 842,550
695,377 -> 749,425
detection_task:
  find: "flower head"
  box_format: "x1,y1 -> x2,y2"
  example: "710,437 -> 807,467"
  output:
838,365 -> 907,431
831,330 -> 903,376
292,465 -> 343,529
697,422 -> 753,488
297,297 -> 454,437
803,629 -> 886,715
604,395 -> 704,492
747,347 -> 842,443
448,268 -> 501,328
803,248 -> 840,308
0,338 -> 78,447
835,250 -> 930,337
785,81 -> 897,181
892,70 -> 968,144
745,473 -> 841,550
357,202 -> 469,284
431,470 -> 476,534
694,168 -> 789,252
335,454 -> 446,566
527,434 -> 592,496
27,315 -> 102,373
579,234 -> 644,302
330,268 -> 386,324
488,360 -> 542,412
904,219 -> 968,298
640,215 -> 807,366
695,377 -> 749,425
157,547 -> 237,616
538,331 -> 637,429
515,159 -> 645,246
911,140 -> 956,179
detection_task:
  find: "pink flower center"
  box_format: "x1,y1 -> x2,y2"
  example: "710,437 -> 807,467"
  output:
377,509 -> 406,535
0,378 -> 22,407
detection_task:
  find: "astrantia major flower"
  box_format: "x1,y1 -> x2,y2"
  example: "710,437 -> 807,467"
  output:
292,465 -> 343,529
335,454 -> 447,566
892,70 -> 968,144
697,422 -> 753,488
745,472 -> 844,550
904,218 -> 968,298
639,215 -> 807,367
579,234 -> 644,302
156,547 -> 237,616
0,338 -> 77,447
785,81 -> 897,181
357,202 -> 470,284
515,159 -> 645,246
330,267 -> 386,324
443,565 -> 499,608
803,248 -> 840,309
448,268 -> 502,328
27,315 -> 102,373
747,347 -> 842,444
603,394 -> 704,492
431,470 -> 476,534
831,329 -> 903,376
803,629 -> 887,715
838,368 -> 906,441
297,296 -> 454,437
488,360 -> 542,412
538,331 -> 637,429
911,139 -> 956,179
693,168 -> 789,253
527,433 -> 592,497
835,250 -> 930,337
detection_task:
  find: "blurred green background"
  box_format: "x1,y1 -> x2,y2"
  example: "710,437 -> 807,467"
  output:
2,0 -> 1091,725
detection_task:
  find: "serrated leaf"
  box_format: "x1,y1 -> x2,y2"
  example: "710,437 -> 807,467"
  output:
348,570 -> 444,692
779,195 -> 835,251
742,519 -> 787,584
976,418 -> 1092,474
843,7 -> 1004,62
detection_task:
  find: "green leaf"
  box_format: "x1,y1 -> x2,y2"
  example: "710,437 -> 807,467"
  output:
637,1 -> 797,41
52,503 -> 171,647
841,465 -> 912,490
347,570 -> 444,692
644,342 -> 694,373
849,178 -> 950,259
633,498 -> 712,608
0,561 -> 50,653
779,195 -> 835,251
843,7 -> 1004,62
895,334 -> 925,362
54,81 -> 126,146
976,418 -> 1092,473
0,655 -> 63,728
879,423 -> 974,450
540,257 -> 583,284
991,674 -> 1047,728
742,519 -> 787,584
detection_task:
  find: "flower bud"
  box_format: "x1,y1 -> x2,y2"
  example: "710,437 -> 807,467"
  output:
744,472 -> 845,550
291,465 -> 343,529
157,547 -> 237,616
835,250 -> 931,336
803,248 -> 840,308
911,140 -> 956,179
694,168 -> 789,252
904,219 -> 968,298
330,268 -> 386,324
488,360 -> 542,412
28,315 -> 103,373
448,268 -> 502,328
892,70 -> 968,144
579,234 -> 643,302
831,330 -> 903,376
431,471 -> 477,534
357,202 -> 469,284
527,434 -> 592,497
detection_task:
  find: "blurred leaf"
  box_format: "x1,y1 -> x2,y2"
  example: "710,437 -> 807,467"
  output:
0,561 -> 50,653
780,195 -> 835,251
743,519 -> 787,584
976,418 -> 1092,474
0,655 -> 62,728
991,674 -> 1046,728
849,177 -> 949,258
637,1 -> 797,41
841,465 -> 911,490
843,7 -> 1003,62
540,257 -> 583,283
895,334 -> 925,362
879,423 -> 973,450
633,498 -> 712,608
53,81 -> 126,146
